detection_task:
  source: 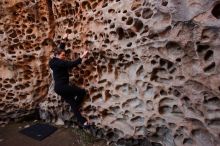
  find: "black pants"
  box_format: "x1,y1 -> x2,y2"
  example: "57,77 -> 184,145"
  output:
55,83 -> 87,124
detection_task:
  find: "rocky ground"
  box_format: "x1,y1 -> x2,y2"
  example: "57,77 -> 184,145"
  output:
0,121 -> 107,146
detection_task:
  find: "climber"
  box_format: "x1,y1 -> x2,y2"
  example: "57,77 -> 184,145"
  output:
49,34 -> 90,129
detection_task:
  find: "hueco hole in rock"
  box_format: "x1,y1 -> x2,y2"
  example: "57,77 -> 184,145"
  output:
0,0 -> 220,146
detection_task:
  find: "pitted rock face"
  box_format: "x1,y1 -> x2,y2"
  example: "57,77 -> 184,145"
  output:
1,0 -> 220,146
0,0 -> 55,124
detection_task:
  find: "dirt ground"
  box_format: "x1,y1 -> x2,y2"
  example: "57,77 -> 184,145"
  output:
0,121 -> 107,146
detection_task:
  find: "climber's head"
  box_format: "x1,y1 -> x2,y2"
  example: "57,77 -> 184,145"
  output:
55,48 -> 66,60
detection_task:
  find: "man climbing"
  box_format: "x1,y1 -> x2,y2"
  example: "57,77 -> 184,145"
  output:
49,34 -> 90,128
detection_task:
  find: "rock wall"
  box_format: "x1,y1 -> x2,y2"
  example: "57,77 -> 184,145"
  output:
0,0 -> 53,123
1,0 -> 220,146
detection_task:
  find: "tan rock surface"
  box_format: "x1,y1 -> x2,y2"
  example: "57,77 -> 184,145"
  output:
0,0 -> 220,145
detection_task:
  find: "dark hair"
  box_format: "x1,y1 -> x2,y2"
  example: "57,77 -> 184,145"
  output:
54,48 -> 65,56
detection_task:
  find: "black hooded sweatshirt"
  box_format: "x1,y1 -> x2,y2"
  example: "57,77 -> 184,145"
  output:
49,57 -> 82,85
